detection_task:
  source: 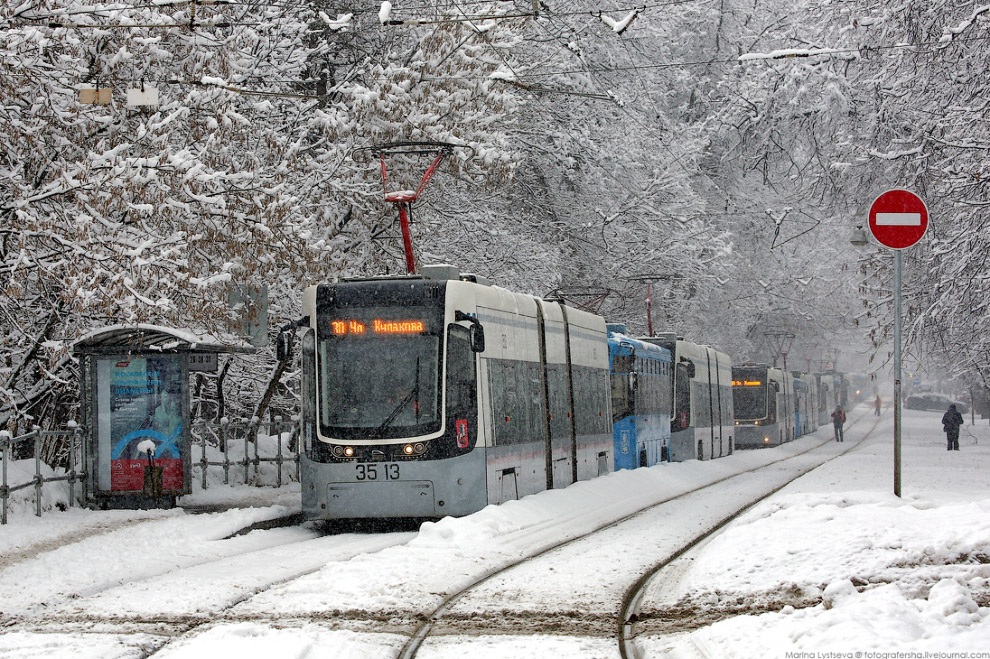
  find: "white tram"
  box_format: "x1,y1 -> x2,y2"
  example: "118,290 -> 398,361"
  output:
732,364 -> 796,448
283,265 -> 612,521
642,334 -> 734,461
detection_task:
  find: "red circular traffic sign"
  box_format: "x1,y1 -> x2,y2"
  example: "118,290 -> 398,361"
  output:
868,189 -> 928,249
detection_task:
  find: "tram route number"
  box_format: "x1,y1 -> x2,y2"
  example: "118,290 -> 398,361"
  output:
355,463 -> 400,481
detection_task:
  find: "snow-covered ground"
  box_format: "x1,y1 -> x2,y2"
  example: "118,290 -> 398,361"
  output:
2,402 -> 989,658
640,404 -> 990,658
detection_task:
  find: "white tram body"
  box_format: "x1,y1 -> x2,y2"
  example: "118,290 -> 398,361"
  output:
732,364 -> 796,448
792,371 -> 817,437
642,334 -> 734,461
295,267 -> 612,521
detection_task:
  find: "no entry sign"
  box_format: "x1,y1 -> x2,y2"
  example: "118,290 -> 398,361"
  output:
868,189 -> 929,249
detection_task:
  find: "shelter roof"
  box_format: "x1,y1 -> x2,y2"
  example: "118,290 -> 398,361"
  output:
72,324 -> 254,355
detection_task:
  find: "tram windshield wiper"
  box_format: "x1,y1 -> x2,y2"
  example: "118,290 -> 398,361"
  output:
377,385 -> 419,435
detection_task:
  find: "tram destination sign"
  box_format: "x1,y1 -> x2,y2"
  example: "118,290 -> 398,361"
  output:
868,189 -> 929,249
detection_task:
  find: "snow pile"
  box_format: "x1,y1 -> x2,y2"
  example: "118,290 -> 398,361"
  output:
684,493 -> 990,592
645,493 -> 990,656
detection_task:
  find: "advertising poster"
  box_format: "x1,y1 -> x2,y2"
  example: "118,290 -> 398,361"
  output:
97,356 -> 184,492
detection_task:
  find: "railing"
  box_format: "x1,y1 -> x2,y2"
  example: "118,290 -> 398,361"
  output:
191,416 -> 301,489
0,426 -> 86,525
1,418 -> 301,525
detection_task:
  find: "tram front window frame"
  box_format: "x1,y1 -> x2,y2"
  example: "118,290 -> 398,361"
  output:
316,306 -> 444,440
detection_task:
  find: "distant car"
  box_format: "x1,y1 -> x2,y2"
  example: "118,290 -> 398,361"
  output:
904,392 -> 968,414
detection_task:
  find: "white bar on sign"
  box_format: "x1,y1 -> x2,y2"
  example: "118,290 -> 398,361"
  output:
876,212 -> 921,226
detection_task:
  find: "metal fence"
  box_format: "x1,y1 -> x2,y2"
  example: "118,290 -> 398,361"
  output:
191,416 -> 301,489
0,427 -> 86,525
1,419 -> 301,525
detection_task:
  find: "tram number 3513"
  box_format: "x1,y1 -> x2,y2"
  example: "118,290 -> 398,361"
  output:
355,463 -> 401,481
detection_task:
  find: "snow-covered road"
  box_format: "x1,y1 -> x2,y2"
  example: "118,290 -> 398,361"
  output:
2,403 -> 989,658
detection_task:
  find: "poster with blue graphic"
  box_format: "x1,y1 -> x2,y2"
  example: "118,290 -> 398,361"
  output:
97,355 -> 185,492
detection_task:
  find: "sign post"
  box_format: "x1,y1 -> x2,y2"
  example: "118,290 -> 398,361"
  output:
868,189 -> 929,498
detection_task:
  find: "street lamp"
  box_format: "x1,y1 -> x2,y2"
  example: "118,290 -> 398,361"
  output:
850,225 -> 869,247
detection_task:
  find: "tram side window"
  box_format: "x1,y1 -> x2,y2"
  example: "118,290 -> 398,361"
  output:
525,361 -> 544,440
694,381 -> 712,428
504,361 -> 528,444
638,360 -> 663,417
573,366 -> 608,435
574,368 -> 590,434
719,384 -> 733,425
592,367 -> 612,434
488,360 -> 512,445
547,364 -> 570,439
611,370 -> 633,423
611,354 -> 634,423
673,363 -> 691,429
490,359 -> 547,446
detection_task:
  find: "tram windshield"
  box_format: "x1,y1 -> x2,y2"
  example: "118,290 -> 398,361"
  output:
317,310 -> 442,440
732,370 -> 769,420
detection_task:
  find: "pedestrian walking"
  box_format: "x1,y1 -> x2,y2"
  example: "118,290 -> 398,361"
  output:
874,395 -> 882,416
942,404 -> 964,451
831,404 -> 846,442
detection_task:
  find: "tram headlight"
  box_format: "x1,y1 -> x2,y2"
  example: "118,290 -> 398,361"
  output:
763,436 -> 770,443
403,444 -> 415,455
343,446 -> 355,458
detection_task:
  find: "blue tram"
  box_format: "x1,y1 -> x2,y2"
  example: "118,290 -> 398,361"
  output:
606,325 -> 673,470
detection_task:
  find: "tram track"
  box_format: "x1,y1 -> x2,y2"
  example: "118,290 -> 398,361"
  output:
393,411 -> 882,659
618,412 -> 884,659
1,412 -> 881,658
0,514 -> 415,655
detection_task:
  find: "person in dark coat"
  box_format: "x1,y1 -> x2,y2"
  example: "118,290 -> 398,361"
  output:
831,404 -> 845,442
942,404 -> 964,451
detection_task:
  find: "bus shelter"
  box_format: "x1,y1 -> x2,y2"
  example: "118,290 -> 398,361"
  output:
73,325 -> 253,509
